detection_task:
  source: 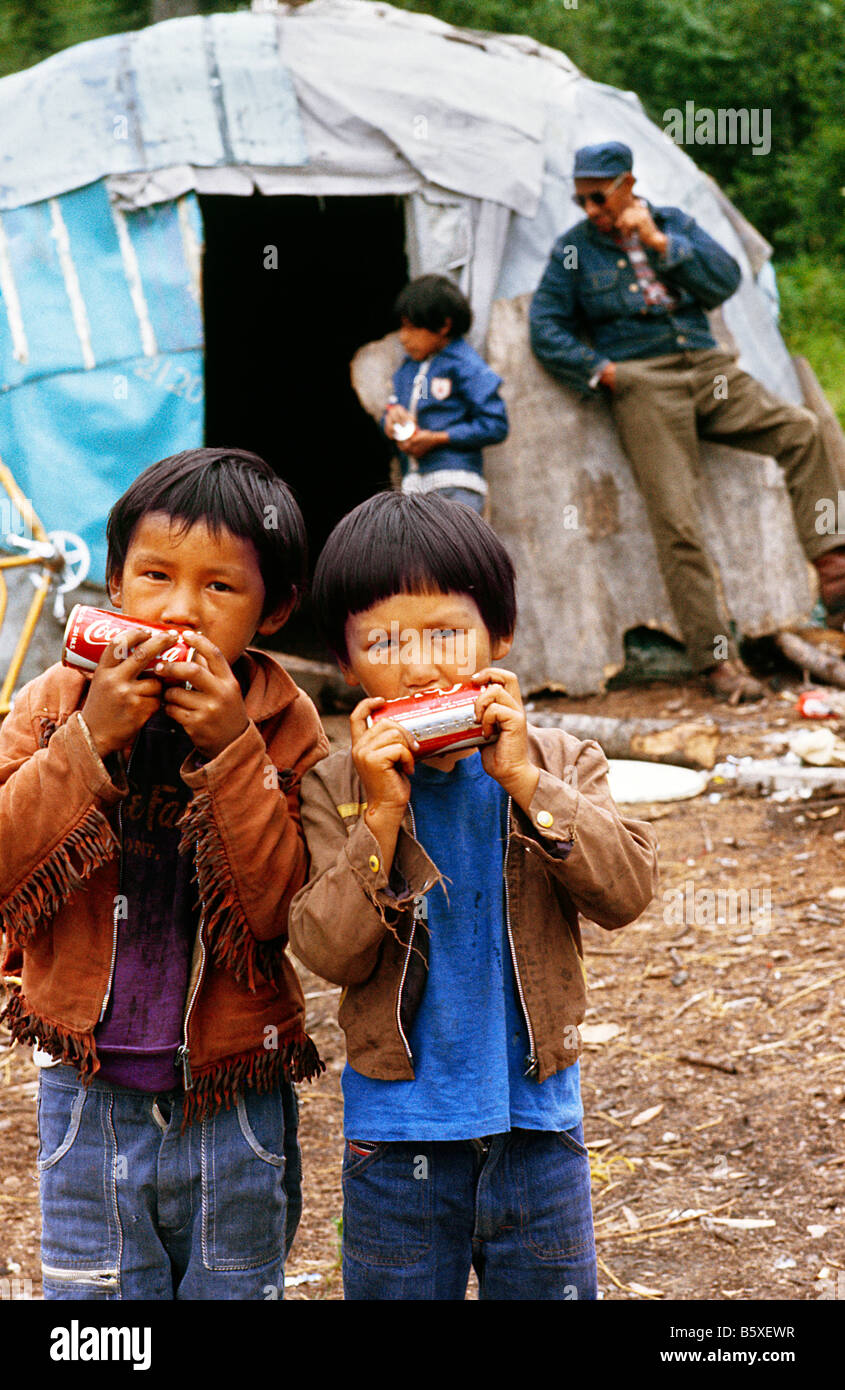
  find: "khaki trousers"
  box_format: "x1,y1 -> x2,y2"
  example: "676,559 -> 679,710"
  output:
610,348 -> 839,672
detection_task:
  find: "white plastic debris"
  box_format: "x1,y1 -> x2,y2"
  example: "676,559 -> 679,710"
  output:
607,760 -> 708,805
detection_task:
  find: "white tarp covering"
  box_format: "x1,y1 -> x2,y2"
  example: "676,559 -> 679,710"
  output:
0,13 -> 308,209
0,0 -> 829,694
0,0 -> 794,392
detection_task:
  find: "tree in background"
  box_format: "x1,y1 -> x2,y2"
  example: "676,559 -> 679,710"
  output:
0,0 -> 241,77
393,0 -> 845,262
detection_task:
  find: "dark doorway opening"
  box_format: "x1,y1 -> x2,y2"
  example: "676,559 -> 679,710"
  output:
200,192 -> 408,654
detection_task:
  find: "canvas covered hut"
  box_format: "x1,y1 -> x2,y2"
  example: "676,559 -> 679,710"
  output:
0,0 -> 840,694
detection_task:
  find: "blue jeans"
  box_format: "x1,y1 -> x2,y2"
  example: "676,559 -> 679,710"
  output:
342,1124 -> 597,1300
434,486 -> 486,514
37,1063 -> 301,1300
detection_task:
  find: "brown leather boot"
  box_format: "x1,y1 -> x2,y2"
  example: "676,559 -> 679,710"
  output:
813,548 -> 845,630
703,659 -> 765,705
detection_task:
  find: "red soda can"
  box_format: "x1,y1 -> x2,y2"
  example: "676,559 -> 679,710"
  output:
366,682 -> 495,759
62,605 -> 197,681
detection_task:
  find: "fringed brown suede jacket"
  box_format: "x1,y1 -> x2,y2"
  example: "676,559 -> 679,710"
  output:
0,650 -> 329,1121
289,726 -> 659,1083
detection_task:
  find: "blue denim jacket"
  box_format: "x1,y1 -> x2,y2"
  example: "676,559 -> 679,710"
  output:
529,205 -> 742,396
387,337 -> 508,478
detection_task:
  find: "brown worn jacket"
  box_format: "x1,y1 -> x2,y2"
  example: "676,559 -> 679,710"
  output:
0,651 -> 329,1120
289,726 -> 658,1082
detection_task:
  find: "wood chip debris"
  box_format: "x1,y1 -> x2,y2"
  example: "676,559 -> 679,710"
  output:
597,1256 -> 665,1298
580,1022 -> 623,1044
595,1203 -> 733,1242
630,1103 -> 664,1127
703,1216 -> 776,1230
678,1051 -> 739,1075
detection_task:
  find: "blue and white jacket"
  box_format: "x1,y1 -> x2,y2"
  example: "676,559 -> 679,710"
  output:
388,337 -> 509,493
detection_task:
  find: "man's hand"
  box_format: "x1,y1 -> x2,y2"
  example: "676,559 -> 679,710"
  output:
472,668 -> 539,812
402,428 -> 448,459
598,362 -> 617,391
613,199 -> 668,254
350,696 -> 418,869
81,628 -> 173,758
160,631 -> 249,759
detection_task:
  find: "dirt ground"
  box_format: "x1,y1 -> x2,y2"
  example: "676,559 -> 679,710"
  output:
1,675 -> 843,1303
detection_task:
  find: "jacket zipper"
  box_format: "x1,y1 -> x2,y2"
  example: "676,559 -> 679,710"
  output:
177,838 -> 207,1089
99,755 -> 129,1022
177,926 -> 206,1090
503,798 -> 538,1077
394,805 -> 422,1066
176,927 -> 205,1090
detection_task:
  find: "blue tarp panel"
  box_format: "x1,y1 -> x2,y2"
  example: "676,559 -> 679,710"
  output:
0,180 -> 204,581
0,13 -> 307,212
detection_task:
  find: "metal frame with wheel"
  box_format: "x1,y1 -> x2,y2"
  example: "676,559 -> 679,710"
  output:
0,459 -> 90,717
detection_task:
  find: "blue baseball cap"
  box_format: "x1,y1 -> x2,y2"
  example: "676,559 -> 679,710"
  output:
572,142 -> 633,180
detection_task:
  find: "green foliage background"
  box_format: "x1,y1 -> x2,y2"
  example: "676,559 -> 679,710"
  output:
0,0 -> 842,417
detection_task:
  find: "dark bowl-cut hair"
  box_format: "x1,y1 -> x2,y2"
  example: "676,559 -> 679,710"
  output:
312,491 -> 516,662
106,447 -> 307,616
394,274 -> 472,338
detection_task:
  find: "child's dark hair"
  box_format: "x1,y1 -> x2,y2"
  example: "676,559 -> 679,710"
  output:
312,492 -> 516,662
394,274 -> 472,338
106,448 -> 307,614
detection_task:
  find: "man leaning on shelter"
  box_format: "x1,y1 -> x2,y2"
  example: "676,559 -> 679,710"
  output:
530,140 -> 845,704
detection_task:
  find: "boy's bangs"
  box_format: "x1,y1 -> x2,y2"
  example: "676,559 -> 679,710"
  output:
106,449 -> 307,616
312,492 -> 516,660
143,465 -> 268,549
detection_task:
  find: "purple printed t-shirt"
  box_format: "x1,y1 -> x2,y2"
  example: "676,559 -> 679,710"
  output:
94,711 -> 198,1092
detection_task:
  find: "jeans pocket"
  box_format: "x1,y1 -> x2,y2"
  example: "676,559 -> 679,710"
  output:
37,1076 -> 122,1297
236,1093 -> 285,1165
342,1139 -> 386,1175
342,1141 -> 432,1267
555,1123 -> 590,1159
37,1080 -> 86,1171
201,1086 -> 288,1271
517,1130 -> 595,1260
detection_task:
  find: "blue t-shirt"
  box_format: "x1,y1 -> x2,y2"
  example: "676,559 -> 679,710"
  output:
342,751 -> 583,1140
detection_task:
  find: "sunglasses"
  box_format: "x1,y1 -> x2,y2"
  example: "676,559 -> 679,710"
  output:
572,172 -> 626,209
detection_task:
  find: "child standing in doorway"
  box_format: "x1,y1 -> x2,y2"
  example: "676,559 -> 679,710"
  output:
384,274 -> 509,514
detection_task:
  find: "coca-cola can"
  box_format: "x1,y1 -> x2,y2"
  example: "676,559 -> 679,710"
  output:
366,682 -> 495,759
62,605 -> 197,681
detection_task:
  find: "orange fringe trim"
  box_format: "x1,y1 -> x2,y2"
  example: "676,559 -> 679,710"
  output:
179,791 -> 285,992
0,987 -> 98,1078
0,806 -> 118,948
181,1032 -> 324,1126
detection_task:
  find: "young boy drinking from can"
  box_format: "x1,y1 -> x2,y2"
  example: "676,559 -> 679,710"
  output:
289,491 -> 658,1300
0,447 -> 329,1299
